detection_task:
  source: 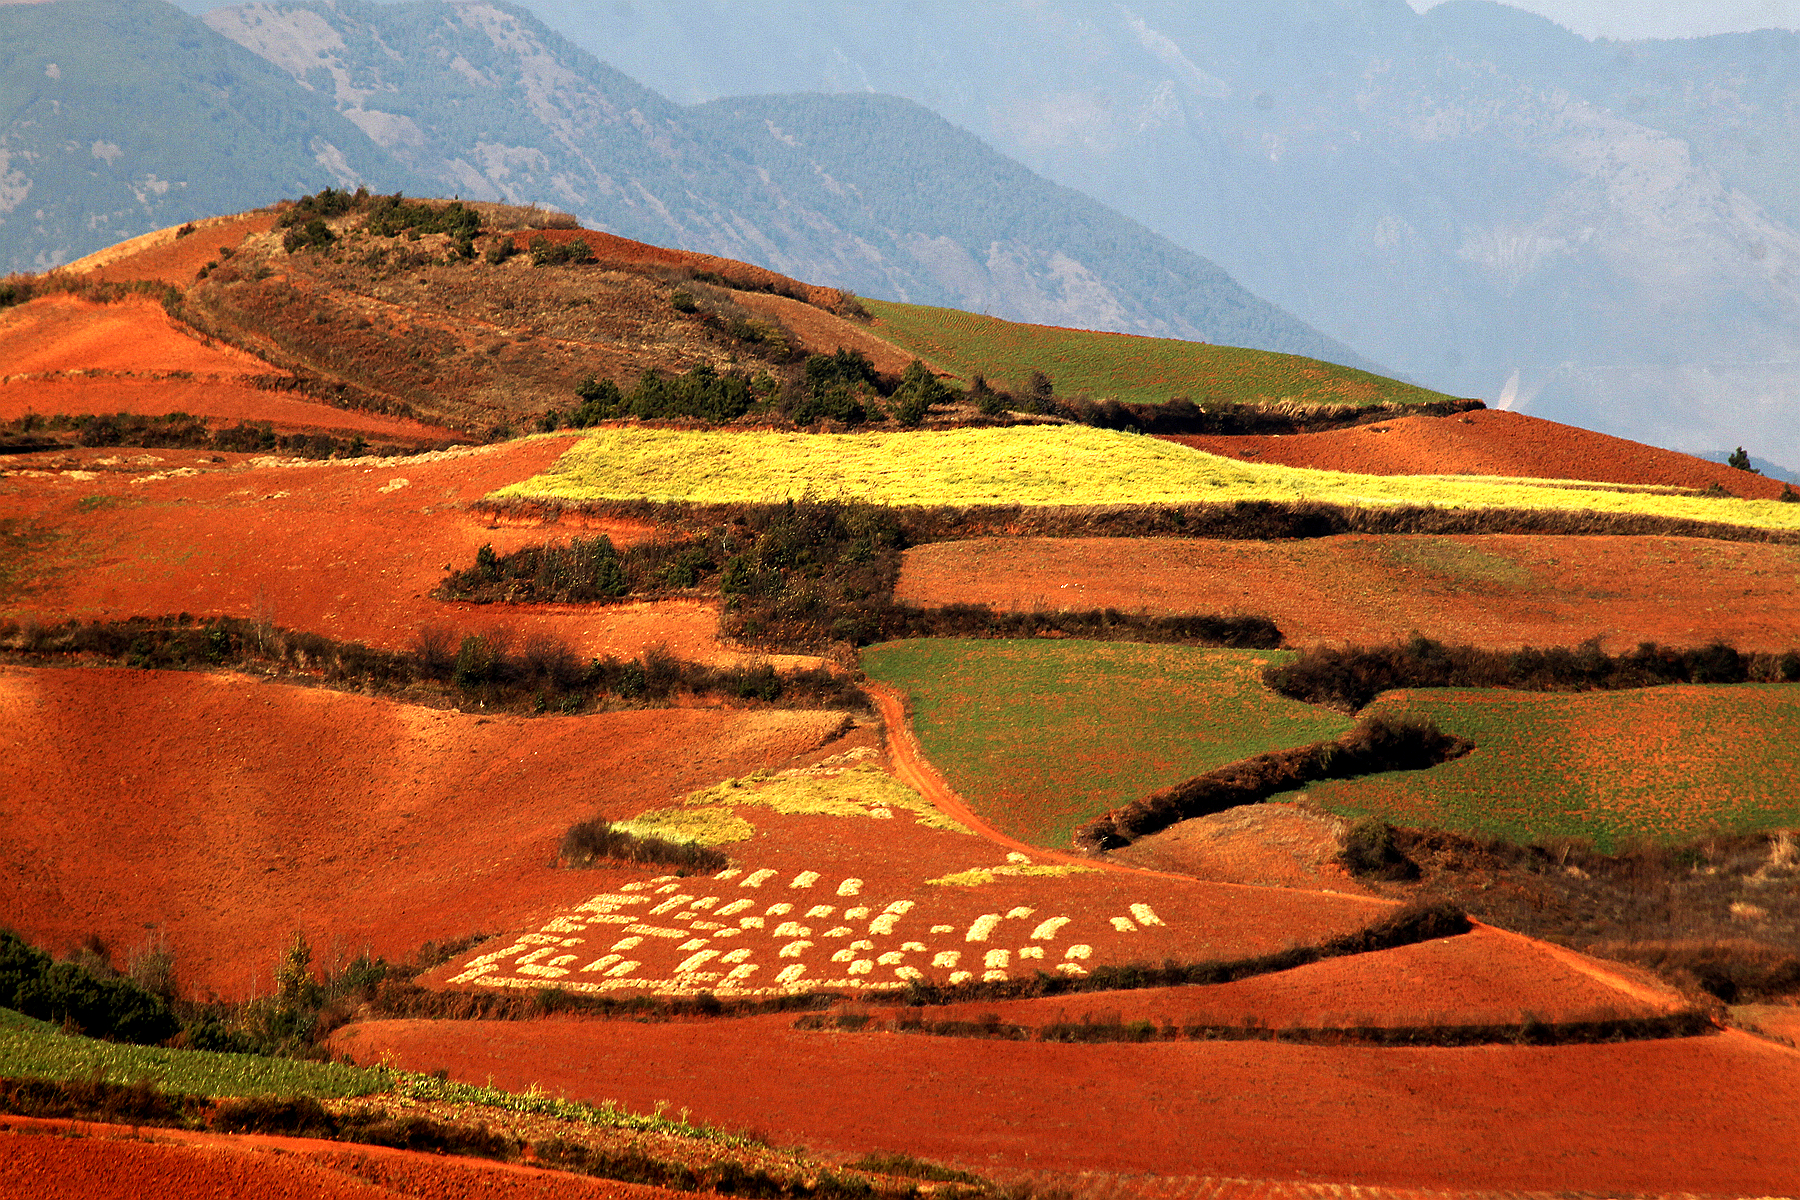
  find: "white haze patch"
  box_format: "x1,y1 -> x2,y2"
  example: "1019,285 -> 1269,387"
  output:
1495,368 -> 1543,413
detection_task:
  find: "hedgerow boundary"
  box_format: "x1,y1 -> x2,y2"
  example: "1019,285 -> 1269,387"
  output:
0,614 -> 868,715
1072,715 -> 1473,851
797,1007 -> 1713,1048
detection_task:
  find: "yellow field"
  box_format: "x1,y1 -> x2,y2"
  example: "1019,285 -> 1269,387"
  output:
493,426 -> 1800,531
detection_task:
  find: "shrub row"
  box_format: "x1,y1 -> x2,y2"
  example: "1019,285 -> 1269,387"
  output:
954,1009 -> 1711,1047
215,1095 -> 513,1158
0,411 -> 436,459
558,818 -> 729,873
443,499 -> 1284,652
0,615 -> 868,715
0,929 -> 179,1044
1266,633 -> 1800,712
0,1076 -> 205,1127
1073,715 -> 1473,851
369,977 -> 829,1023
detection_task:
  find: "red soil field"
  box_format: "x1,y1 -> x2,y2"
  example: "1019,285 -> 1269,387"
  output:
731,292 -> 917,377
0,665 -> 846,997
0,294 -> 277,377
895,534 -> 1800,652
61,212 -> 279,287
0,376 -> 461,441
902,925 -> 1683,1029
1104,802 -> 1367,892
0,437 -> 781,665
503,229 -> 848,312
1162,408 -> 1791,500
0,1118 -> 686,1200
332,1017 -> 1800,1196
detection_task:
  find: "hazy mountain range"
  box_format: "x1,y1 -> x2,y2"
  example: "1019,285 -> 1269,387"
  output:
1,0 -> 1360,367
7,0 -> 1799,465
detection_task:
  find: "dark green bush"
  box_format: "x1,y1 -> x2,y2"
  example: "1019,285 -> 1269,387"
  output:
1,931 -> 179,1044
559,818 -> 727,872
1339,817 -> 1421,881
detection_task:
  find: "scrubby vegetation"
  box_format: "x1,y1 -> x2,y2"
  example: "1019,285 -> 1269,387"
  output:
0,614 -> 867,714
1267,633 -> 1800,712
558,818 -> 729,873
438,499 -> 1282,652
1074,714 -> 1472,851
0,410 -> 457,458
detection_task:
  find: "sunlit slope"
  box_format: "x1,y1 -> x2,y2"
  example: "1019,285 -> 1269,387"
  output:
864,298 -> 1458,407
493,426 -> 1800,531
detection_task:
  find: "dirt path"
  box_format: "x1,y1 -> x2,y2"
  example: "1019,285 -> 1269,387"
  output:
1472,922 -> 1688,1012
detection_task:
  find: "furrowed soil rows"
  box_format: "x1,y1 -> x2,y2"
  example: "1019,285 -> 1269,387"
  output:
859,641 -> 1352,850
909,925 -> 1684,1029
1163,409 -> 1794,501
0,294 -> 276,377
0,1119 -> 691,1200
863,298 -> 1457,407
332,1017 -> 1800,1197
0,436 -> 765,664
1305,685 -> 1800,849
0,376 -> 459,440
894,534 -> 1800,653
0,665 -> 846,997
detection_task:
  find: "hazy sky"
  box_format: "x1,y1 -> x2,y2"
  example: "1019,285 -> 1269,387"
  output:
1408,0 -> 1800,39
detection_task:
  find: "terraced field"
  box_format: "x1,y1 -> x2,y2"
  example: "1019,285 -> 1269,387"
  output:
495,426 -> 1800,532
1305,685 -> 1800,849
864,298 -> 1458,407
860,640 -> 1353,849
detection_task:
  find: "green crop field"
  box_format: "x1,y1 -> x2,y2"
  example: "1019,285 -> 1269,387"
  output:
0,1005 -> 392,1097
1304,685 -> 1800,850
864,298 -> 1459,408
495,425 -> 1800,533
861,640 -> 1354,849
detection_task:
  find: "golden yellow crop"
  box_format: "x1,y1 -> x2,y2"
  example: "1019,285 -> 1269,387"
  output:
495,425 -> 1800,532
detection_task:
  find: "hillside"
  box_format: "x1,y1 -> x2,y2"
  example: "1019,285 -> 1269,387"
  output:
578,0 -> 1800,470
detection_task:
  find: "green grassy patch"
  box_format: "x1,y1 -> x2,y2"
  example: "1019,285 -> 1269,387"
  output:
862,640 -> 1354,848
492,426 -> 1800,533
864,298 -> 1457,408
0,1007 -> 391,1098
1305,685 -> 1800,851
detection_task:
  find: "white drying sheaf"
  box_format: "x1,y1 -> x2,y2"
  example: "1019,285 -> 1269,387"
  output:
1018,947 -> 1045,960
720,948 -> 753,964
895,966 -> 923,981
791,871 -> 821,889
983,970 -> 1008,982
932,951 -> 961,968
677,939 -> 708,951
739,917 -> 766,929
849,960 -> 874,975
877,951 -> 907,965
714,869 -> 743,881
884,900 -> 917,915
773,922 -> 811,938
676,949 -> 720,973
649,894 -> 694,915
779,941 -> 813,958
845,907 -> 872,920
691,897 -> 720,911
776,964 -> 807,984
823,926 -> 852,937
742,869 -> 777,888
716,899 -> 753,916
832,948 -> 856,963
984,949 -> 1010,970
581,955 -> 622,973
837,878 -> 864,896
1030,917 -> 1071,940
931,925 -> 955,934
949,971 -> 973,985
1057,963 -> 1088,976
1005,906 -> 1035,919
806,905 -> 836,919
1110,917 -> 1139,933
966,914 -> 1001,942
1065,945 -> 1093,960
869,914 -> 901,936
610,937 -> 643,952
766,903 -> 794,916
1130,903 -> 1166,927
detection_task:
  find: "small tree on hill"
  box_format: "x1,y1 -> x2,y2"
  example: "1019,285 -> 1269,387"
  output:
1727,446 -> 1759,473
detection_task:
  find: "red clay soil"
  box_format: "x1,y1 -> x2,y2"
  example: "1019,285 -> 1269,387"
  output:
331,1016 -> 1800,1196
1103,802 -> 1369,893
0,1118 -> 687,1200
0,665 -> 846,997
0,376 -> 461,441
503,229 -> 848,312
60,212 -> 278,286
731,292 -> 917,377
0,294 -> 278,377
906,925 -> 1684,1029
895,534 -> 1800,652
0,436 -> 775,665
1161,408 -> 1792,500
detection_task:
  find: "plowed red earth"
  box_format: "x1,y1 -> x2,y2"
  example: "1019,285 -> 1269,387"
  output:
0,665 -> 846,997
0,437 -> 769,664
731,292 -> 916,377
0,376 -> 460,440
62,212 -> 278,286
0,1119 -> 685,1200
899,926 -> 1681,1029
1162,409 -> 1792,500
895,534 -> 1800,652
0,295 -> 276,377
331,1018 -> 1800,1196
